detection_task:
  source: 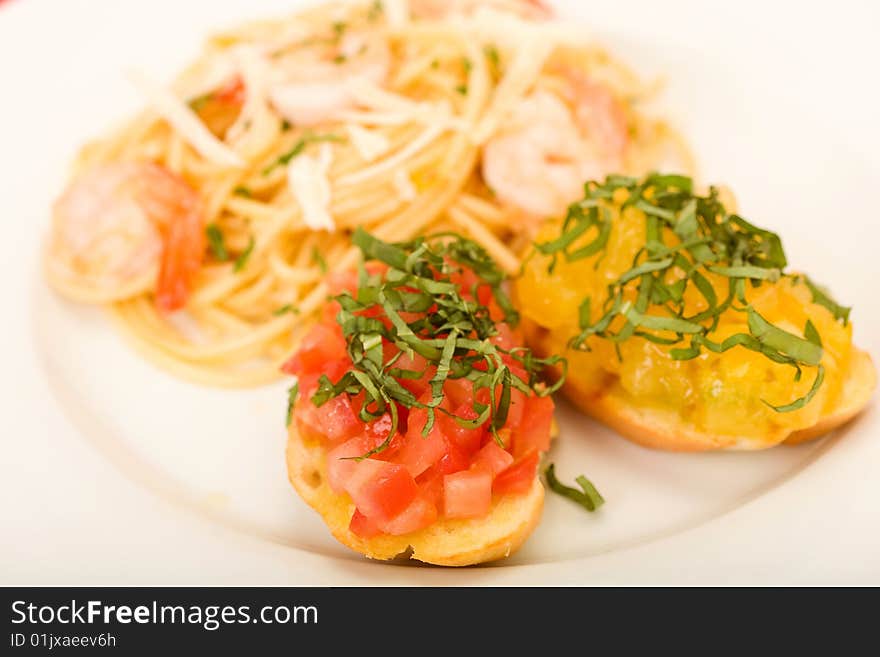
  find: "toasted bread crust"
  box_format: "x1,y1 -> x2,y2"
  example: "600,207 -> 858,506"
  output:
522,318 -> 876,451
286,424 -> 544,566
782,349 -> 876,445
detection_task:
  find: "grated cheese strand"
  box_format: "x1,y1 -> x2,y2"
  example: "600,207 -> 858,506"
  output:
288,143 -> 335,231
127,69 -> 244,168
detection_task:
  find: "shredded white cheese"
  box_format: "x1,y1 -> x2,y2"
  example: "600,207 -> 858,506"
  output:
226,46 -> 270,144
393,169 -> 417,201
472,35 -> 556,144
345,80 -> 467,131
346,124 -> 391,162
127,69 -> 244,168
348,77 -> 422,113
270,81 -> 352,127
337,123 -> 444,187
177,52 -> 238,100
334,109 -> 417,126
288,143 -> 335,231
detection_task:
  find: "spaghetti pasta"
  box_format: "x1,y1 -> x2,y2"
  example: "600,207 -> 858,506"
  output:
44,0 -> 693,387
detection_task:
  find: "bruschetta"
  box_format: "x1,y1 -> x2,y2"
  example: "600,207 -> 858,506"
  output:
516,173 -> 875,451
284,229 -> 558,564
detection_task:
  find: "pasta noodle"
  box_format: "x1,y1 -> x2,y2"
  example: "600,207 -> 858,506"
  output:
44,0 -> 694,387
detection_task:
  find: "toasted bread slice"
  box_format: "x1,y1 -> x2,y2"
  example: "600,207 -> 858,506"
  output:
523,318 -> 876,451
781,348 -> 876,446
286,424 -> 544,566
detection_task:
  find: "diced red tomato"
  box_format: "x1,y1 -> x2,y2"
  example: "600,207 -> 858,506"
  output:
389,348 -> 431,397
501,364 -> 529,430
512,395 -> 554,458
492,450 -> 539,496
396,423 -> 448,477
443,377 -> 474,408
476,283 -> 493,307
325,359 -> 351,383
321,299 -> 341,323
363,412 -> 398,450
491,322 -> 519,350
444,469 -> 492,519
349,509 -> 382,538
325,269 -> 357,295
416,467 -> 445,510
344,459 -> 418,524
470,440 -> 514,477
504,387 -> 527,431
403,400 -> 436,433
293,358 -> 348,399
397,396 -> 475,476
193,77 -> 245,137
293,404 -> 326,444
437,402 -> 484,453
448,266 -> 479,294
506,363 -> 529,383
435,439 -> 470,474
490,428 -> 513,449
294,372 -> 322,400
474,378 -> 526,433
215,76 -> 246,105
376,495 -> 438,536
282,323 -> 346,375
326,422 -> 408,491
295,393 -> 363,446
318,395 -> 363,443
325,262 -> 388,295
487,299 -> 506,322
326,437 -> 372,494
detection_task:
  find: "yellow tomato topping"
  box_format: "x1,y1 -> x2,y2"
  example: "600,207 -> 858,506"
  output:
516,175 -> 855,439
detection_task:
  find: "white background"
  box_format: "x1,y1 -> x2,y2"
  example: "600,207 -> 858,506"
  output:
1,0 -> 878,584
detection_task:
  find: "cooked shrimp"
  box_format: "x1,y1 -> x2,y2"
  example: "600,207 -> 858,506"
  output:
565,72 -> 629,172
48,162 -> 205,311
482,91 -> 586,217
268,29 -> 390,126
481,80 -> 629,218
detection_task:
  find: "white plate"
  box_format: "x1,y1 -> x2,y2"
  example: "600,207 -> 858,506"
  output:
2,0 -> 879,584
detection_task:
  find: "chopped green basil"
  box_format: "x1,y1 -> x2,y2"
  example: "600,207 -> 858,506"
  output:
206,224 -> 229,261
545,463 -> 605,512
535,173 -> 844,413
234,236 -> 255,272
310,228 -> 566,458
